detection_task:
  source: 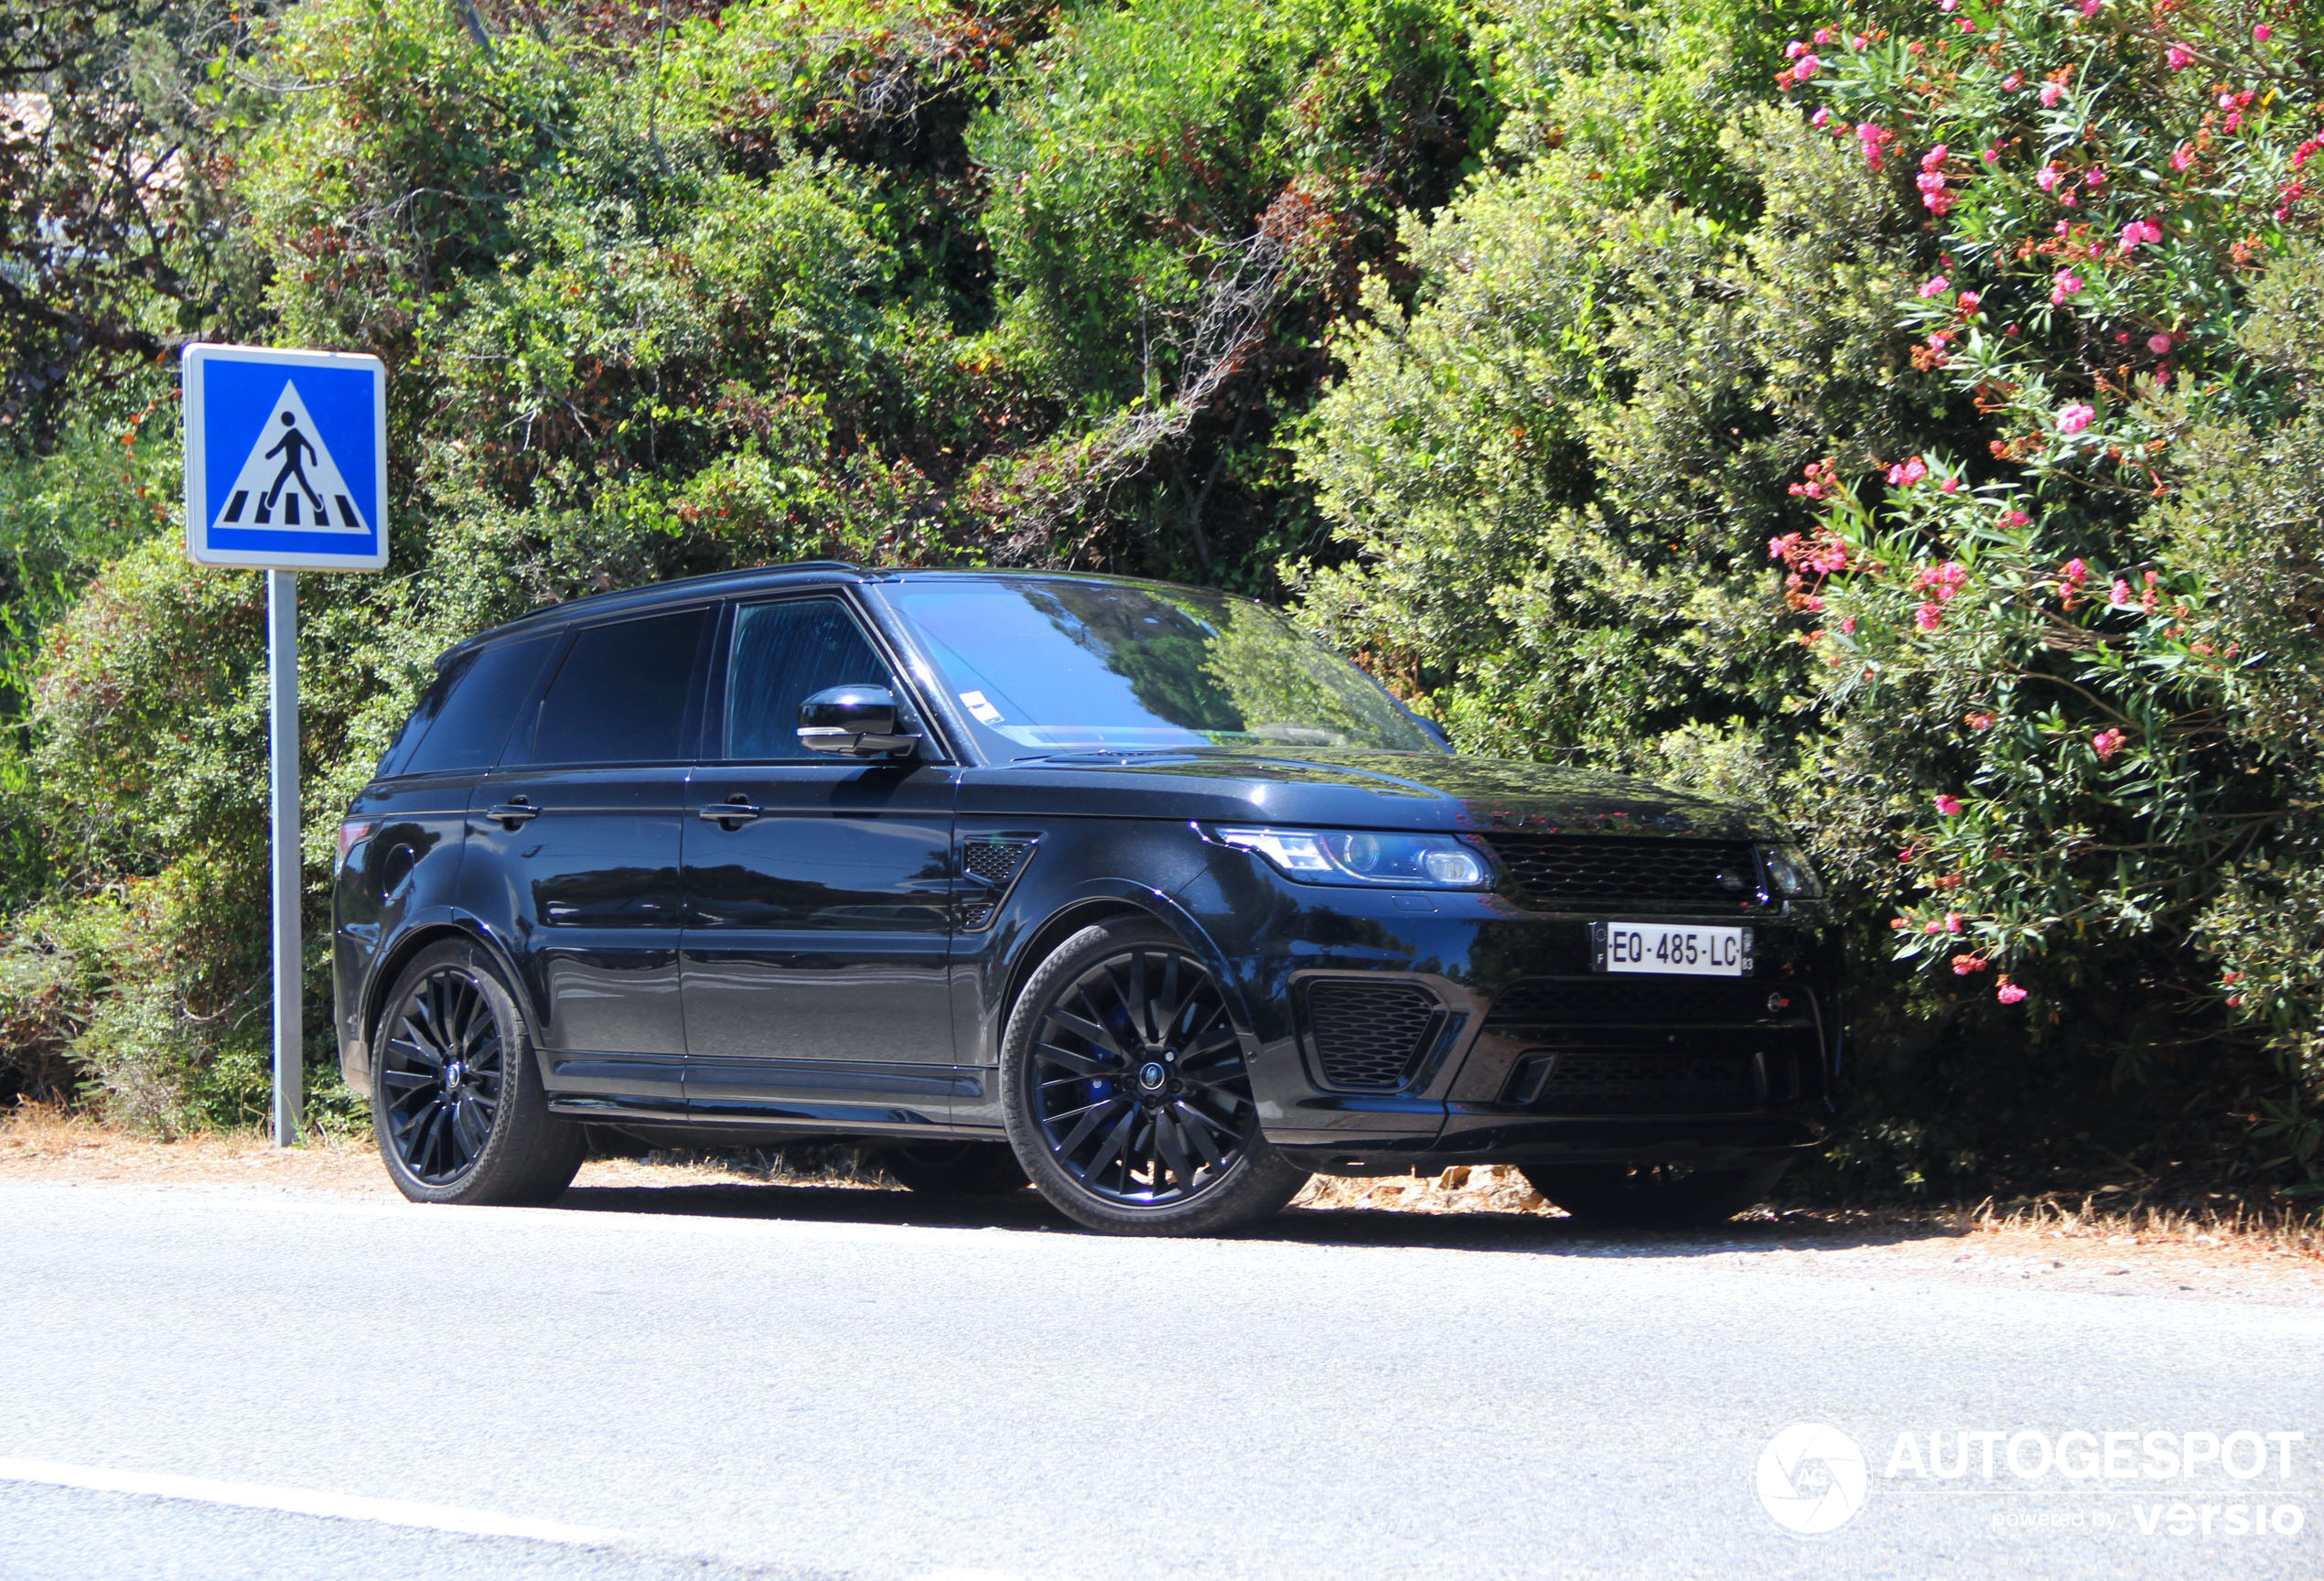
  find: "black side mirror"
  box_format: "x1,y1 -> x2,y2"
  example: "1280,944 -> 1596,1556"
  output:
798,684 -> 920,758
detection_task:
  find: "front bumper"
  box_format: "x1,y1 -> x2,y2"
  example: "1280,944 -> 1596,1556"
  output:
1169,866 -> 1842,1170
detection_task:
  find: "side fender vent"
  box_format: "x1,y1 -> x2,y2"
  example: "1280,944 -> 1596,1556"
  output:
958,837 -> 1036,931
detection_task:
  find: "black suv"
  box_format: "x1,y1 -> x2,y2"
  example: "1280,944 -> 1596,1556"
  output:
333,564 -> 1839,1234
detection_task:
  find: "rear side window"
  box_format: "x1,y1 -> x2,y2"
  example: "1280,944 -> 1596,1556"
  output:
524,609 -> 709,766
723,598 -> 896,761
389,635 -> 555,778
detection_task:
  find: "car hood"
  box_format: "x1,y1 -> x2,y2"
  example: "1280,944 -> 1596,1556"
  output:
961,745 -> 1782,842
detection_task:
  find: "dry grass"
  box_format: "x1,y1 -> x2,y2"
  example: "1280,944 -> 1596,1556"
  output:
5,1103 -> 2319,1290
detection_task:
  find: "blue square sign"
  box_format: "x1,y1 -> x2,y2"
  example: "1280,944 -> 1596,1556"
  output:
183,343 -> 388,570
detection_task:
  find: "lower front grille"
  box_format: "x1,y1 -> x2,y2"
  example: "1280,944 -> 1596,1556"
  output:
1303,980 -> 1443,1092
1489,975 -> 1808,1028
1505,1049 -> 1762,1114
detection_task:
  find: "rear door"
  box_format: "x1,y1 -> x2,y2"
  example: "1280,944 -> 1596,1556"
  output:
679,595 -> 962,1126
462,605 -> 713,1120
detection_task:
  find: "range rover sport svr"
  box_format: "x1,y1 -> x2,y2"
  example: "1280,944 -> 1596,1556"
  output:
332,564 -> 1841,1234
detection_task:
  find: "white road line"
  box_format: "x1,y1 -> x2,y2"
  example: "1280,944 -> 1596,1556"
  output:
0,1458 -> 629,1547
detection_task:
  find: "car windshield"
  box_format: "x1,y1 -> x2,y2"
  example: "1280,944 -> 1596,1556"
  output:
880,578 -> 1441,758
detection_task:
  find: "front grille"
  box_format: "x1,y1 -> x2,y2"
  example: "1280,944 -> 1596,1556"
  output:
1489,976 -> 1803,1027
1303,980 -> 1443,1092
1507,1048 -> 1762,1114
1482,836 -> 1760,913
957,838 -> 1035,931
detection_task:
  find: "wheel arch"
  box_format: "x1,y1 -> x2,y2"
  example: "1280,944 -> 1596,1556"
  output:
355,919 -> 538,1092
995,885 -> 1253,1056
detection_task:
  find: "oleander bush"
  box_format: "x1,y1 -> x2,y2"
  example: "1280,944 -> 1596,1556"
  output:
2,0 -> 2322,1203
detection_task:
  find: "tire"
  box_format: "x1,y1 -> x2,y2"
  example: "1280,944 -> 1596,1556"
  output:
371,940 -> 585,1206
1520,1157 -> 1791,1229
1001,919 -> 1309,1235
881,1141 -> 1029,1197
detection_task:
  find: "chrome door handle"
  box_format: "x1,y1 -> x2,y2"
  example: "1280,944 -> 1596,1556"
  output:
486,801 -> 538,828
701,800 -> 761,826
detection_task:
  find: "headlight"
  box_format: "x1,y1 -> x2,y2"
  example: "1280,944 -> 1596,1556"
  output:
1761,844 -> 1823,898
1209,825 -> 1492,888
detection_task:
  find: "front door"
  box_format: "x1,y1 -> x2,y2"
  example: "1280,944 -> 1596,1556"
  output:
464,605 -> 713,1119
680,596 -> 961,1126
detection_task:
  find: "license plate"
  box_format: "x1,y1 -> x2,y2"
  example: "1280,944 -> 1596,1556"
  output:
1593,922 -> 1752,977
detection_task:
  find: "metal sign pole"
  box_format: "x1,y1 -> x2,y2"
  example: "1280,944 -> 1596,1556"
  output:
267,568 -> 302,1146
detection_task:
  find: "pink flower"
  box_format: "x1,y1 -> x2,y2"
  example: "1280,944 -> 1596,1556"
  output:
1945,913 -> 1965,932
2112,577 -> 2133,605
2078,0 -> 2098,15
1901,457 -> 1928,485
1919,274 -> 1951,298
1915,602 -> 1944,632
2084,166 -> 2106,189
1791,55 -> 1820,82
2120,218 -> 2163,252
1840,616 -> 1858,635
2167,42 -> 2193,70
2040,81 -> 2065,108
1813,27 -> 1833,45
2093,727 -> 2126,760
2060,557 -> 2089,587
1921,145 -> 1949,172
1958,290 -> 1980,312
1786,39 -> 1808,58
2057,402 -> 2094,435
1934,793 -> 1964,816
1851,34 -> 1868,49
1938,0 -> 1956,11
1811,106 -> 1833,129
2147,332 -> 2173,353
2002,72 -> 2023,91
2050,268 -> 2084,305
2255,23 -> 2273,41
2037,164 -> 2061,191
2171,145 -> 2195,173
1997,981 -> 2028,1004
1941,479 -> 1959,493
1953,954 -> 1988,974
1965,711 -> 1996,730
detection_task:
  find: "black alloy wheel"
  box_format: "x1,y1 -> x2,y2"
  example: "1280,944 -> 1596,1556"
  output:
1002,920 -> 1308,1234
371,940 -> 583,1206
381,966 -> 503,1184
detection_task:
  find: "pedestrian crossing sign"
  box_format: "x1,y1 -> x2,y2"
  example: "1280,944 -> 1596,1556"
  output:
183,343 -> 388,570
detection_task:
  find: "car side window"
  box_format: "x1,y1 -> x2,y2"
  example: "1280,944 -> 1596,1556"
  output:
522,608 -> 709,767
723,598 -> 897,762
391,634 -> 556,778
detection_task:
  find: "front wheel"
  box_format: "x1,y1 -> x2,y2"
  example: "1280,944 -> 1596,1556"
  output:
1002,920 -> 1308,1235
1521,1158 -> 1791,1229
372,940 -> 584,1206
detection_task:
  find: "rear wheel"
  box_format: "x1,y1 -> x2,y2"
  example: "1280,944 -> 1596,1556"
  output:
371,941 -> 584,1206
1002,920 -> 1308,1235
1521,1158 -> 1791,1229
881,1142 -> 1029,1197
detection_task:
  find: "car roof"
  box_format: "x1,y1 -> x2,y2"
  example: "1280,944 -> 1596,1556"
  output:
440,562 -> 1245,661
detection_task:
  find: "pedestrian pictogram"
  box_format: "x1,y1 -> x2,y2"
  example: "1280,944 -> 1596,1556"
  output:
213,380 -> 369,532
183,343 -> 387,570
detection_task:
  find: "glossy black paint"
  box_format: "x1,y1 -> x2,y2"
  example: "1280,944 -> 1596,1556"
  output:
333,563 -> 1842,1174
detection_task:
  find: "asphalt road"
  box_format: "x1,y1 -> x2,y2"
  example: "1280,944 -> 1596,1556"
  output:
1,1180 -> 2318,1581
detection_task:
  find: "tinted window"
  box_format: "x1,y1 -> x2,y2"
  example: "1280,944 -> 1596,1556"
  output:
394,635 -> 555,777
723,598 -> 896,761
526,609 -> 708,766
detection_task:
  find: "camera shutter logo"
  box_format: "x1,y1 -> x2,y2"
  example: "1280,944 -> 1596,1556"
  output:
1758,1424 -> 1868,1533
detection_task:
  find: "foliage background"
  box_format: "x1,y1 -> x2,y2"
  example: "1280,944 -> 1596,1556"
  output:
4,0 -> 2320,1209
